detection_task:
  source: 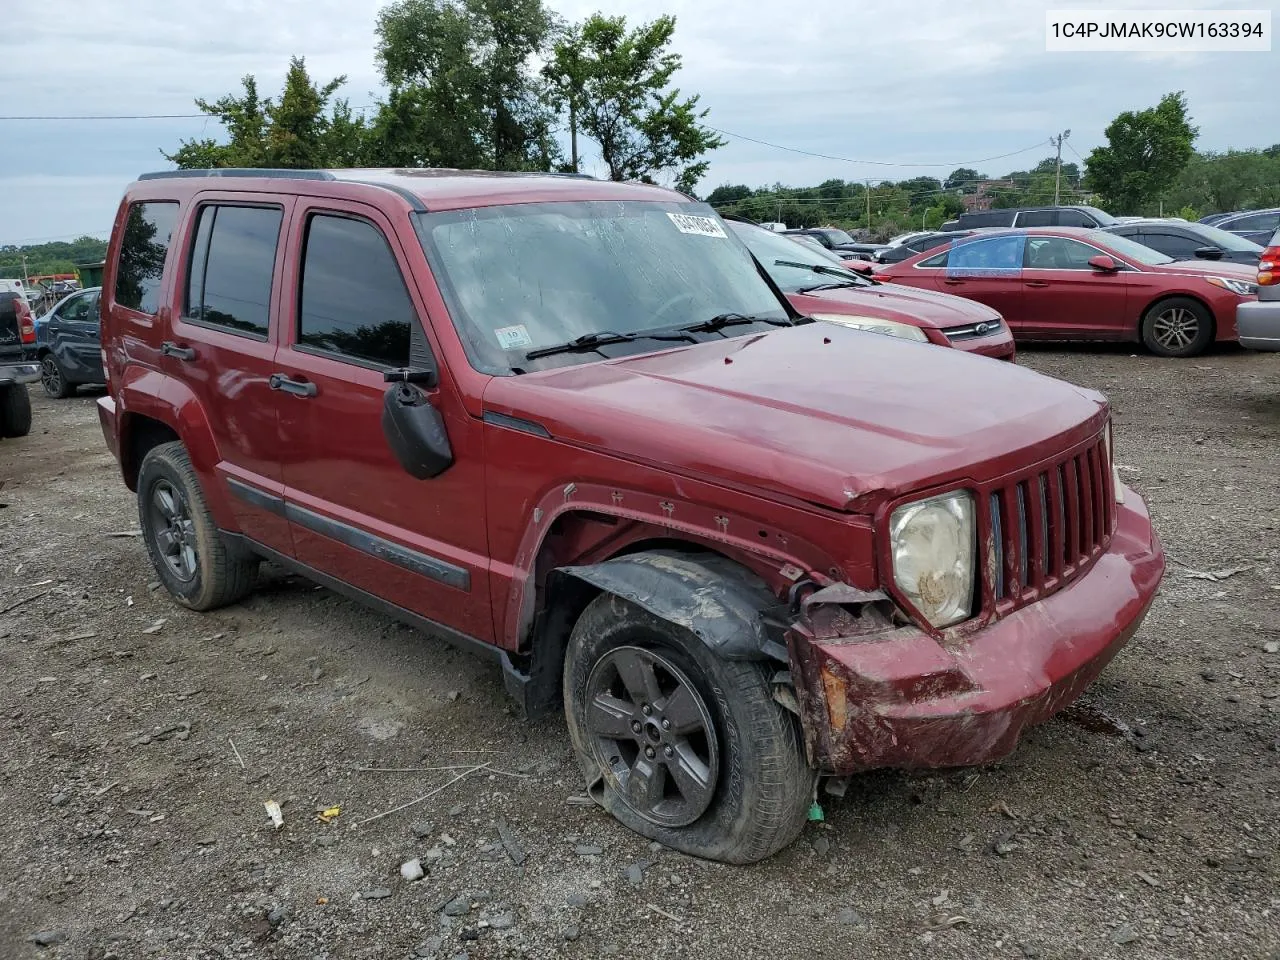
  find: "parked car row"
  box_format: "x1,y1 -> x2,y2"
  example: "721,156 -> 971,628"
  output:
1199,208 -> 1280,245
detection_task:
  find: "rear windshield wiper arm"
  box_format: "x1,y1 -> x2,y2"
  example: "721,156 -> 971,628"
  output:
525,329 -> 697,361
678,312 -> 800,334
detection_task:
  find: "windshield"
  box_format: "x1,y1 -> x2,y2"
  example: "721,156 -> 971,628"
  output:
727,221 -> 871,292
1090,231 -> 1174,265
1083,207 -> 1118,227
819,229 -> 856,245
416,201 -> 789,373
1191,224 -> 1264,252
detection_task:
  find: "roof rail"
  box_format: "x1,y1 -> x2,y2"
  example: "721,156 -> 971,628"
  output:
137,168 -> 336,181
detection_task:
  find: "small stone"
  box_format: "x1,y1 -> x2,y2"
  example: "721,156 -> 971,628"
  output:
626,864 -> 643,887
413,936 -> 443,957
648,841 -> 663,853
1263,641 -> 1279,654
448,804 -> 465,816
401,859 -> 425,882
446,690 -> 460,701
575,844 -> 603,857
1112,924 -> 1139,945
1019,945 -> 1042,959
316,835 -> 339,848
50,793 -> 69,807
361,887 -> 393,901
563,925 -> 581,942
267,906 -> 289,928
835,907 -> 864,927
424,847 -> 444,861
566,892 -> 589,908
412,822 -> 434,839
812,836 -> 831,856
1200,671 -> 1218,683
489,912 -> 516,930
28,931 -> 67,947
443,897 -> 470,917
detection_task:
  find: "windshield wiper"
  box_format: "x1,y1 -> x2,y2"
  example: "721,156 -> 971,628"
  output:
678,312 -> 799,334
524,329 -> 696,361
774,259 -> 871,288
796,281 -> 862,294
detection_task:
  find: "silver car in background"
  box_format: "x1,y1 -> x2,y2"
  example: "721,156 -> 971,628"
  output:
1237,227 -> 1280,351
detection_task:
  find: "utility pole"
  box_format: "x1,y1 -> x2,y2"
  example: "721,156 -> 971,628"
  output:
1052,129 -> 1071,206
865,179 -> 872,230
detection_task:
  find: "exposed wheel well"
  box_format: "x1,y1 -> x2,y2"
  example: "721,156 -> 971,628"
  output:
1138,293 -> 1215,339
122,415 -> 181,491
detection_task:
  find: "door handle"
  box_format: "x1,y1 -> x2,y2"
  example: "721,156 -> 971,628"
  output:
943,279 -> 965,285
269,373 -> 318,398
161,341 -> 196,361
1026,280 -> 1051,288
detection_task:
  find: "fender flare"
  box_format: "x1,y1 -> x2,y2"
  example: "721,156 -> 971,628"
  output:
557,549 -> 789,662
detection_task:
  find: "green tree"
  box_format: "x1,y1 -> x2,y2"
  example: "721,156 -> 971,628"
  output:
543,14 -> 724,192
944,168 -> 984,192
166,58 -> 364,169
1085,91 -> 1198,213
374,0 -> 558,171
706,184 -> 753,205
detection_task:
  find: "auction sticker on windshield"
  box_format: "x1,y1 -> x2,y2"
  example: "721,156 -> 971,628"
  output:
668,213 -> 728,238
494,324 -> 534,349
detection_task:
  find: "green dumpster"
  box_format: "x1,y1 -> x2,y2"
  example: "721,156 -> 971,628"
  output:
76,260 -> 105,289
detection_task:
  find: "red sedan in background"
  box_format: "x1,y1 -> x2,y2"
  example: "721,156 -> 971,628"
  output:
874,227 -> 1259,357
727,219 -> 1016,360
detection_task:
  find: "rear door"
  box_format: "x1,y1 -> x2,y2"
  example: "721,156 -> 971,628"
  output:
274,199 -> 494,643
164,195 -> 295,556
1021,235 -> 1130,338
46,289 -> 103,383
932,233 -> 1027,327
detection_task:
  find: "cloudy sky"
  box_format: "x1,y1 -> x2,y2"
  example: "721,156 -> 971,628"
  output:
0,0 -> 1272,245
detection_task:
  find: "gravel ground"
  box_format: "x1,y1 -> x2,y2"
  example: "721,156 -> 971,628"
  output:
1,345 -> 1277,960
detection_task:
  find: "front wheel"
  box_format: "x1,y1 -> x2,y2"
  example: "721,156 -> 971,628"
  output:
564,593 -> 815,864
1141,297 -> 1213,358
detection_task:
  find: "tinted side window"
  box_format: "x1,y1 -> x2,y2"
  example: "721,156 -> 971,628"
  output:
1016,210 -> 1056,227
115,201 -> 179,314
186,205 -> 282,339
1140,232 -> 1199,258
1024,236 -> 1100,269
1056,209 -> 1092,227
297,215 -> 414,368
60,293 -> 94,322
1227,212 -> 1280,232
919,249 -> 950,267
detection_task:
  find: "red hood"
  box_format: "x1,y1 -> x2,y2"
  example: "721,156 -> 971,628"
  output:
1143,258 -> 1257,280
483,325 -> 1105,512
789,282 -> 1001,329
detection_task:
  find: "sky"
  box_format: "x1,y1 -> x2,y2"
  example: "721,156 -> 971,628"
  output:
0,0 -> 1274,246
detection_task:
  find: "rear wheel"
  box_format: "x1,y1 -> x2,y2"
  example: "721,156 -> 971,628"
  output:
137,441 -> 257,611
0,383 -> 32,438
564,593 -> 814,864
1141,297 -> 1214,358
40,354 -> 73,399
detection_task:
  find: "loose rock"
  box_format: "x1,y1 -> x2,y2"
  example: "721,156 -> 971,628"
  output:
401,858 -> 425,882
28,931 -> 67,947
443,897 -> 470,917
361,887 -> 393,901
575,844 -> 604,856
1112,924 -> 1140,945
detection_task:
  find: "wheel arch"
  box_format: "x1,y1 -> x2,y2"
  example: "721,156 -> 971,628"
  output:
1137,291 -> 1216,340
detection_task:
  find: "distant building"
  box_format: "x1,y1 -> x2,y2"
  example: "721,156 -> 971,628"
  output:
962,180 -> 1015,213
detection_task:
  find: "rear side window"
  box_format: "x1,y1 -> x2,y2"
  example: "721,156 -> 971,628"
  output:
1056,209 -> 1093,228
1226,211 -> 1280,233
1139,231 -> 1199,259
115,201 -> 179,314
947,235 -> 1025,275
296,214 -> 414,368
1016,210 -> 1056,227
185,205 -> 283,339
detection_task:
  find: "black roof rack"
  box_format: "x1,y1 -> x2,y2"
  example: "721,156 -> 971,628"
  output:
137,168 -> 336,181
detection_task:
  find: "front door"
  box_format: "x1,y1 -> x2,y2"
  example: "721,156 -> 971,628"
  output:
46,289 -> 103,383
274,200 -> 493,643
1021,236 -> 1130,338
931,233 -> 1027,328
163,196 -> 295,556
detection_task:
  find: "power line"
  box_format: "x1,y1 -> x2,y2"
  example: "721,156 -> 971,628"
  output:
0,113 -> 206,121
699,124 -> 1054,169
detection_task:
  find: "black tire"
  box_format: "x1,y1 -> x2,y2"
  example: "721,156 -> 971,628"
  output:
39,353 -> 73,399
137,441 -> 257,611
564,592 -> 815,864
0,383 -> 32,438
1141,297 -> 1214,358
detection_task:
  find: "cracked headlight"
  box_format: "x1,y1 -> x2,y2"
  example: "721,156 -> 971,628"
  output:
889,491 -> 976,628
811,313 -> 930,342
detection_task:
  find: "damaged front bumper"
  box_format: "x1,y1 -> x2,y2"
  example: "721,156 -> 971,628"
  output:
786,489 -> 1164,774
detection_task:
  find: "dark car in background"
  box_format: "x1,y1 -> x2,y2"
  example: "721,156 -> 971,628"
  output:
33,287 -> 104,398
1200,208 -> 1280,246
782,227 -> 888,260
0,291 -> 37,438
874,229 -> 982,264
941,205 -> 1117,232
1103,220 -> 1263,265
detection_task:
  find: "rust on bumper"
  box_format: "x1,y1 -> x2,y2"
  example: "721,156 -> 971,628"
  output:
786,491 -> 1165,774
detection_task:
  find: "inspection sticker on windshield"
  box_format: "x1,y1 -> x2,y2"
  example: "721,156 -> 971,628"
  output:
667,213 -> 727,238
494,324 -> 533,349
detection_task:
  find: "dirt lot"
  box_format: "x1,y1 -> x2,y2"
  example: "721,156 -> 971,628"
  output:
1,346 -> 1277,960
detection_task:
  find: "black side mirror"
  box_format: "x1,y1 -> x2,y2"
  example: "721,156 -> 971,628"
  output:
382,383 -> 453,479
1193,245 -> 1223,260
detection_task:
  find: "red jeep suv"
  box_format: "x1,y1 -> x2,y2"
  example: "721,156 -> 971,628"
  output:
98,169 -> 1164,863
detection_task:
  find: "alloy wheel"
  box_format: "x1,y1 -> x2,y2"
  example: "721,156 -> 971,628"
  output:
1151,307 -> 1200,352
148,480 -> 198,582
40,356 -> 63,398
584,645 -> 719,827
